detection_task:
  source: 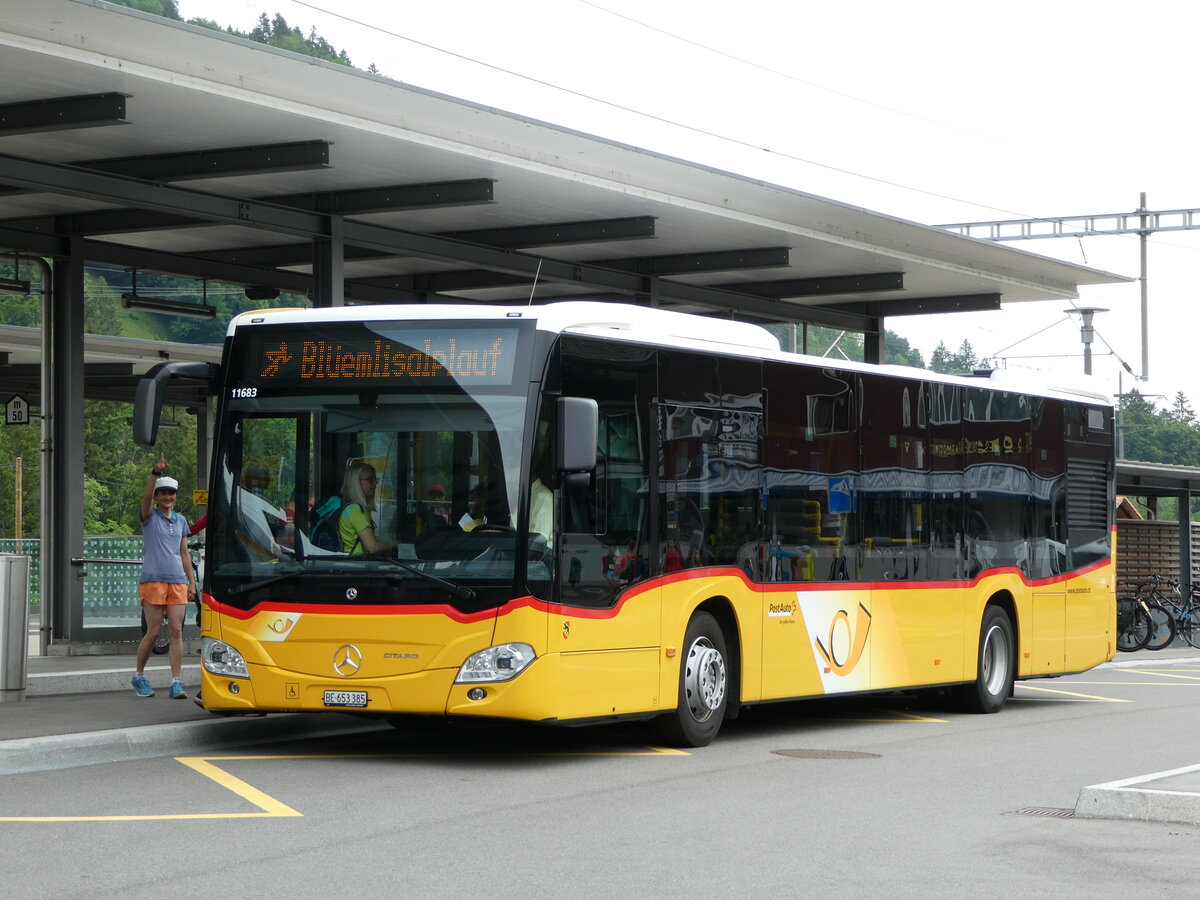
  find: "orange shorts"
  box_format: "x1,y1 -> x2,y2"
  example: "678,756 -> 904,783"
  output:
139,582 -> 189,606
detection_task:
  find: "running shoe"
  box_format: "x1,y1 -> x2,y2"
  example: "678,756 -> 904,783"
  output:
131,673 -> 155,697
169,679 -> 188,700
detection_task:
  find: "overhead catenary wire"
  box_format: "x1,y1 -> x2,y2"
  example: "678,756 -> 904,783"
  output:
283,1 -> 1200,271
287,0 -> 1038,220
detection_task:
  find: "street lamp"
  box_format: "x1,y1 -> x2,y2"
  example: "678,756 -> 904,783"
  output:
1065,307 -> 1108,376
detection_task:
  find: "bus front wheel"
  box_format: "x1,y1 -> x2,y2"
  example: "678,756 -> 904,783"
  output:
656,611 -> 729,747
956,605 -> 1014,714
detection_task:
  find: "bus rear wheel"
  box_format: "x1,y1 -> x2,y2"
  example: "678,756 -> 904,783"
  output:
656,611 -> 729,747
956,605 -> 1014,714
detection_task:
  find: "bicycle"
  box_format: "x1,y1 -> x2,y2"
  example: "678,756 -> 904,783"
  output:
1116,594 -> 1153,651
1142,575 -> 1200,650
1116,578 -> 1175,651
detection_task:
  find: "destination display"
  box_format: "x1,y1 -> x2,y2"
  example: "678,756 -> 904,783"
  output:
235,323 -> 524,389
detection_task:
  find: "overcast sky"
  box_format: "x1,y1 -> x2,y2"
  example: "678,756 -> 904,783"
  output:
186,0 -> 1200,407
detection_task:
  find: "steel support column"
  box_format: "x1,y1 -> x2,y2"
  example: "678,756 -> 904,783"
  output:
864,322 -> 883,365
43,242 -> 86,642
312,212 -> 344,307
1179,490 -> 1194,588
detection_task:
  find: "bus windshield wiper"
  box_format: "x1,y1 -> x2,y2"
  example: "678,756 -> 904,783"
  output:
226,568 -> 305,596
375,557 -> 476,602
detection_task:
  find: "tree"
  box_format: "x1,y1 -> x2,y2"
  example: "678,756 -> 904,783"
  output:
883,330 -> 924,368
929,339 -> 980,375
929,341 -> 954,374
1167,391 -> 1195,425
107,2 -> 356,67
106,0 -> 182,19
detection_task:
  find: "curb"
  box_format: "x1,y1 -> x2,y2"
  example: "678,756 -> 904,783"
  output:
1076,763 -> 1200,826
27,663 -> 203,697
0,713 -> 388,776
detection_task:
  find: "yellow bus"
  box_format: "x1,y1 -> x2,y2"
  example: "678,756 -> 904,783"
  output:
135,302 -> 1115,746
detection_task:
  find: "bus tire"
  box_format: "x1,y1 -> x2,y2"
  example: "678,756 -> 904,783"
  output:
956,605 -> 1014,714
656,611 -> 729,747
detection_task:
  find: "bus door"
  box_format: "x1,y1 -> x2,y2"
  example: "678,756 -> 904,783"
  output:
550,339 -> 660,718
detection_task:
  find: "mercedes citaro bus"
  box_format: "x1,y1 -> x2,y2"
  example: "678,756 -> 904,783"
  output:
134,302 -> 1115,746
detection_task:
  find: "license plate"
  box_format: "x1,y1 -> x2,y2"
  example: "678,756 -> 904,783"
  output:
323,690 -> 368,708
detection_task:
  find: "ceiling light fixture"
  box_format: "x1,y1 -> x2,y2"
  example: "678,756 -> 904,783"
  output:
0,276 -> 30,296
121,271 -> 216,319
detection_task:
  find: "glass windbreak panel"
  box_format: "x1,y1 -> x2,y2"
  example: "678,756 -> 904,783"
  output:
210,320 -> 532,611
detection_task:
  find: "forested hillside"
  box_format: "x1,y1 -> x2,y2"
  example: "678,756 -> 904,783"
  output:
108,1 -> 366,69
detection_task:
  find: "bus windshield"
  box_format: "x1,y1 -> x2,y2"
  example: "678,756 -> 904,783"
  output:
207,318 -> 536,610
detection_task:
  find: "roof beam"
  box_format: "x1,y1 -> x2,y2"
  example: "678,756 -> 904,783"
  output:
737,272 -> 904,298
0,176 -> 489,235
77,140 -> 331,182
844,294 -> 1002,317
191,214 -> 656,266
197,243 -> 386,267
363,247 -> 789,292
0,92 -> 128,136
0,152 -> 873,326
443,216 -> 655,247
276,178 -> 494,214
0,362 -> 132,377
603,246 -> 789,276
0,141 -> 333,199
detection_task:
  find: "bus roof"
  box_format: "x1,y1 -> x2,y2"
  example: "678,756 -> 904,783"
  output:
230,301 -> 1112,406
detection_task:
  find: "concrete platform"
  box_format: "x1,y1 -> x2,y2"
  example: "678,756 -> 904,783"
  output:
1077,764 -> 1200,825
25,651 -> 202,697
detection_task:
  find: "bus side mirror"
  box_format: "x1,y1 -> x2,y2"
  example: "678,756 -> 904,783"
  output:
133,361 -> 220,446
556,396 -> 597,489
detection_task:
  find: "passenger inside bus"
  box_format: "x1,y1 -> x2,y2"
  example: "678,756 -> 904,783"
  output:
338,462 -> 397,556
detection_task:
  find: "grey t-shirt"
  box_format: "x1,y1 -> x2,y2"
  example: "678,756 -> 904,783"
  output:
140,510 -> 189,584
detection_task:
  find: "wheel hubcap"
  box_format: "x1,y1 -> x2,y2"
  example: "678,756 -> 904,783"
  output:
981,623 -> 1010,696
683,636 -> 726,721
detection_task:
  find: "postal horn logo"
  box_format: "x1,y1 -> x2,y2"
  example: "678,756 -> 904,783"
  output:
814,602 -> 872,676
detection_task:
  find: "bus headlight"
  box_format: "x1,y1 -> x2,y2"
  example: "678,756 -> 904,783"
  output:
455,643 -> 536,683
201,637 -> 249,679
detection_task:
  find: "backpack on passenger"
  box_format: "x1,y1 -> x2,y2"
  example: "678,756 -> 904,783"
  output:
310,496 -> 348,551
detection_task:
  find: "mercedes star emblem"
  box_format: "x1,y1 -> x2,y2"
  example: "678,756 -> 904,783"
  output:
333,644 -> 362,676
346,587 -> 358,601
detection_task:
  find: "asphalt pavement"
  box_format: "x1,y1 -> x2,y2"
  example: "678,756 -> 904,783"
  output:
4,642 -> 1200,826
1,647 -> 386,776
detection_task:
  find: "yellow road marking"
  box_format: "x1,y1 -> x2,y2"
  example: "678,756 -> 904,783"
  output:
176,756 -> 303,817
1053,680 -> 1200,686
1116,669 -> 1200,681
816,707 -> 945,723
0,756 -> 303,822
0,746 -> 685,822
1016,684 -> 1129,702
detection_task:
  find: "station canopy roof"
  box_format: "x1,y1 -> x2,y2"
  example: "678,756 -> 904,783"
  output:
0,0 -> 1128,391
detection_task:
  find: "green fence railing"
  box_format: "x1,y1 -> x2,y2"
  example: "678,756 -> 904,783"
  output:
0,536 -> 181,626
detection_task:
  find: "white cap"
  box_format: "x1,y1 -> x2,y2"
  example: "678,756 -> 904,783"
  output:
154,476 -> 179,492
